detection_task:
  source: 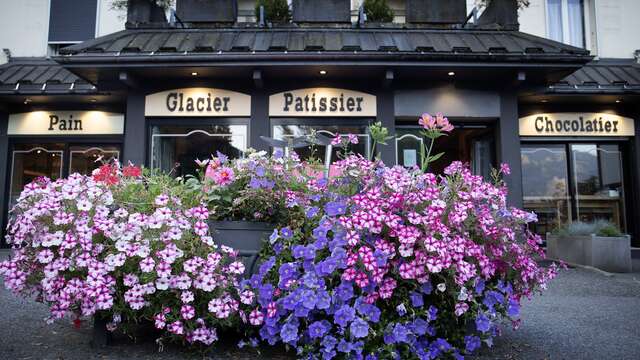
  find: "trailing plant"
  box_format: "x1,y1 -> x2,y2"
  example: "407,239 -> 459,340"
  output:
364,0 -> 394,23
111,0 -> 175,10
255,0 -> 291,23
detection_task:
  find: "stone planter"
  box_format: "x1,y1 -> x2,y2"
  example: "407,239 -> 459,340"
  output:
546,233 -> 632,273
209,221 -> 275,276
406,0 -> 466,24
292,0 -> 351,23
176,0 -> 237,23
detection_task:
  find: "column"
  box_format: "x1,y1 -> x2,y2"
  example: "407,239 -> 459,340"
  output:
250,89 -> 270,152
122,91 -> 146,166
497,91 -> 523,208
376,88 -> 396,166
0,112 -> 9,245
631,112 -> 640,246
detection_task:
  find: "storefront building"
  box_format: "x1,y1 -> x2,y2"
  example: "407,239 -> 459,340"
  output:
1,1 -> 639,247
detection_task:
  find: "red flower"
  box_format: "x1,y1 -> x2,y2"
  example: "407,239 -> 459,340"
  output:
93,163 -> 119,185
122,165 -> 142,178
73,318 -> 82,329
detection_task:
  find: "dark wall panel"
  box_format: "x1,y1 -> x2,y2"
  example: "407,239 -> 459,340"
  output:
49,0 -> 98,42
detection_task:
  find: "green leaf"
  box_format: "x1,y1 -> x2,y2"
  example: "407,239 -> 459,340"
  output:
428,152 -> 445,162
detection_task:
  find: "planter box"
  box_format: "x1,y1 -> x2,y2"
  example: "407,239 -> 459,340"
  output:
292,0 -> 350,23
126,0 -> 167,28
406,0 -> 466,24
209,221 -> 274,276
176,0 -> 237,23
546,233 -> 632,273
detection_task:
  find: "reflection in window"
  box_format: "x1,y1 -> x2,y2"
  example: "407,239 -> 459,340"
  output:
69,146 -> 120,175
571,144 -> 625,230
10,144 -> 64,206
521,145 -> 570,235
151,125 -> 247,177
273,125 -> 370,162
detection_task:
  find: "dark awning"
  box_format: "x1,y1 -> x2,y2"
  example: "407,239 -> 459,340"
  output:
550,58 -> 640,94
0,57 -> 97,95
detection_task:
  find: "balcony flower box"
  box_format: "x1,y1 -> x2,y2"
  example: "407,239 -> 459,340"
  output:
176,0 -> 237,23
405,0 -> 466,24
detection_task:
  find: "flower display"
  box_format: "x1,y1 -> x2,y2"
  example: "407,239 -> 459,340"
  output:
0,164 -> 244,346
239,155 -> 556,359
1,115 -> 556,359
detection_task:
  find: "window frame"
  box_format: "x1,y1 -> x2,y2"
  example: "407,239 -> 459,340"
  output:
545,0 -> 587,48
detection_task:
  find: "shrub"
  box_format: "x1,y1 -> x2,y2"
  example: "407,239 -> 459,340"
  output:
364,0 -> 394,23
554,220 -> 623,237
255,0 -> 291,23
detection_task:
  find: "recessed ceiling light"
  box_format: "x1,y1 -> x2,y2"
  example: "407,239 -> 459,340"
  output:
24,98 -> 32,104
448,71 -> 455,76
319,70 -> 327,75
191,72 -> 198,76
90,98 -> 97,103
541,99 -> 548,103
615,99 -> 622,103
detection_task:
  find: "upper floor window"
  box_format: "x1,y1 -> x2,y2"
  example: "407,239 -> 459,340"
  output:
547,0 -> 585,48
48,0 -> 98,44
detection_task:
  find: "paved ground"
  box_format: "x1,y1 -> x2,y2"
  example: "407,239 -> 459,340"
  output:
1,250 -> 639,359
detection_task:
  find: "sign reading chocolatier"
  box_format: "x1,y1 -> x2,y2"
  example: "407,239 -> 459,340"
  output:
145,88 -> 251,117
519,113 -> 635,137
269,88 -> 377,117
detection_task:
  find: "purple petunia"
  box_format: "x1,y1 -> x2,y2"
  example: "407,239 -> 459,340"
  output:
464,335 -> 481,353
392,323 -> 409,343
349,317 -> 369,339
475,312 -> 491,333
309,320 -> 331,339
507,298 -> 520,317
410,292 -> 424,308
280,321 -> 299,344
334,305 -> 356,328
324,201 -> 347,217
280,227 -> 293,239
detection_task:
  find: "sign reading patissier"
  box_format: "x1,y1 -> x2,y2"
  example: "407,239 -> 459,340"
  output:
145,88 -> 251,117
519,113 -> 635,137
8,111 -> 124,135
269,88 -> 376,117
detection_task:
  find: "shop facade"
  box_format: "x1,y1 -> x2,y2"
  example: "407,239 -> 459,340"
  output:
1,2 -> 639,248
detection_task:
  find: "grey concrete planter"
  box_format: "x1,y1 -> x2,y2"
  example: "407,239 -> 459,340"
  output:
209,221 -> 274,276
546,233 -> 632,273
406,0 -> 466,24
176,0 -> 237,23
292,0 -> 351,23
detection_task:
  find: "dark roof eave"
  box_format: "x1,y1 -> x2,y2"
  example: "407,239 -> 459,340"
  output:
547,87 -> 640,95
54,52 -> 593,67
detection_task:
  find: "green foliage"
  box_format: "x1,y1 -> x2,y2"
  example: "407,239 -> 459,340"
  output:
364,0 -> 394,23
255,0 -> 291,23
554,220 -> 624,237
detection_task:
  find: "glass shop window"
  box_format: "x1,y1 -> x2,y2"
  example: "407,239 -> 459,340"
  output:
272,123 -> 370,162
9,144 -> 64,206
521,144 -> 571,235
150,124 -> 247,177
396,125 -> 495,178
69,146 -> 120,174
521,143 -> 626,235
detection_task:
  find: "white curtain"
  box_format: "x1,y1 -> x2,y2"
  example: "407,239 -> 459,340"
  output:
567,0 -> 585,48
547,0 -> 564,43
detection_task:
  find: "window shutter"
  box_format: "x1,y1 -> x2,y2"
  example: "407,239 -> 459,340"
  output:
48,0 -> 98,43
